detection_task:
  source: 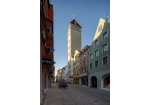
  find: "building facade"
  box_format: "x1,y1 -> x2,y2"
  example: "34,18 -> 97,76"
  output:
62,66 -> 68,81
40,0 -> 55,104
56,69 -> 61,82
60,67 -> 65,82
78,45 -> 90,86
88,18 -> 110,90
73,50 -> 81,85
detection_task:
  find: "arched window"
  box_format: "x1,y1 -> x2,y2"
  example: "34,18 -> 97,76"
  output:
102,74 -> 110,88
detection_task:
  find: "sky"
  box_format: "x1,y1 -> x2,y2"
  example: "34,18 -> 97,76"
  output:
50,0 -> 110,76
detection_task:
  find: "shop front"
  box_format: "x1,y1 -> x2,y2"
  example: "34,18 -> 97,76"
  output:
79,72 -> 88,86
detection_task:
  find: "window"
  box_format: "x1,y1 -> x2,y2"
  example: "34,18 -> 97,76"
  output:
95,60 -> 98,68
95,39 -> 98,46
82,69 -> 83,73
98,25 -> 102,33
84,68 -> 86,72
103,31 -> 107,40
80,56 -> 82,60
83,53 -> 85,57
46,27 -> 51,34
78,27 -> 79,29
103,56 -> 108,65
83,60 -> 85,65
80,62 -> 82,67
90,54 -> 93,60
76,79 -> 78,84
90,63 -> 92,69
46,47 -> 51,54
95,50 -> 99,57
103,43 -> 108,53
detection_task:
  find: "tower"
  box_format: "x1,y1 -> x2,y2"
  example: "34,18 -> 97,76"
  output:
67,15 -> 82,63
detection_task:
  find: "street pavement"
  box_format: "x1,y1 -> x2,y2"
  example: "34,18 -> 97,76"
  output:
43,83 -> 110,105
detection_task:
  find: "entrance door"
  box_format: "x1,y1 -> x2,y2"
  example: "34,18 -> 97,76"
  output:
83,78 -> 85,85
91,76 -> 97,88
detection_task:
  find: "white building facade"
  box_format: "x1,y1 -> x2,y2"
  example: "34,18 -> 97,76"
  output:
62,66 -> 68,81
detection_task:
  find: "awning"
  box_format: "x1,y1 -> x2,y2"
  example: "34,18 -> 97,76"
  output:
42,58 -> 53,65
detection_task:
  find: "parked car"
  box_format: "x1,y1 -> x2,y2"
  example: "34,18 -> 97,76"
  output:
58,81 -> 67,89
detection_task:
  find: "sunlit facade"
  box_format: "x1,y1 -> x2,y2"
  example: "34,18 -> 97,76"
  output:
73,50 -> 81,85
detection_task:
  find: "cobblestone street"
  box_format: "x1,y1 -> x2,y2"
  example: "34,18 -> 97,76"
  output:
43,83 -> 110,105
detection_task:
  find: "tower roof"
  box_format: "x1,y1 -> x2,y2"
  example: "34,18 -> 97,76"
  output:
70,19 -> 82,28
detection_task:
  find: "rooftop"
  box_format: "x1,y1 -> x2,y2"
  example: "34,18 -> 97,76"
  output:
70,19 -> 82,28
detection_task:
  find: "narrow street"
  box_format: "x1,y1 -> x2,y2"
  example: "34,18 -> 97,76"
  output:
43,83 -> 110,105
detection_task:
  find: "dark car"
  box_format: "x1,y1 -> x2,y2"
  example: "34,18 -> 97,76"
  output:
59,81 -> 67,89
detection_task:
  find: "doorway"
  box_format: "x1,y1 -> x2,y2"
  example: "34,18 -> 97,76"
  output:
91,76 -> 97,88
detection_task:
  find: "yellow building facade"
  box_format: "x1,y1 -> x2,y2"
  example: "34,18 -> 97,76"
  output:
73,50 -> 81,85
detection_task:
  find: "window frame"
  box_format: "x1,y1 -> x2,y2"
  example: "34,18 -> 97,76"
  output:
102,30 -> 108,41
94,48 -> 99,57
102,55 -> 108,65
83,60 -> 85,65
84,68 -> 86,72
90,63 -> 93,69
102,42 -> 108,53
83,53 -> 85,58
80,56 -> 82,60
46,27 -> 51,34
46,47 -> 51,54
95,39 -> 98,47
80,62 -> 82,67
90,53 -> 93,60
94,59 -> 99,68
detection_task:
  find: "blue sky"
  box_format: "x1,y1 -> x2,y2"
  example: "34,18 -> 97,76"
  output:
50,0 -> 110,76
